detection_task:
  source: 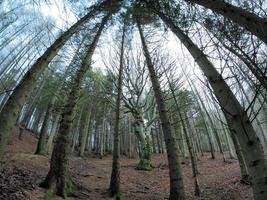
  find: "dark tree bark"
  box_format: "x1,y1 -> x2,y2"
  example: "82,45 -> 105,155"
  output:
39,13 -> 113,198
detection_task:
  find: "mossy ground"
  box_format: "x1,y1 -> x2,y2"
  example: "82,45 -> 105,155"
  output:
136,159 -> 154,171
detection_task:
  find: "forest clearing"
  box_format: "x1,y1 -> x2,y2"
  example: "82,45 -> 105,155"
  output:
0,0 -> 266,199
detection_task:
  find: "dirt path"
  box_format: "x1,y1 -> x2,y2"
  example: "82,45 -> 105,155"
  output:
0,131 -> 253,200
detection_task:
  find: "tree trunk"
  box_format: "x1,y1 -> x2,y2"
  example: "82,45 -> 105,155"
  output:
47,113 -> 61,154
230,130 -> 251,183
39,14 -> 112,198
0,0 -> 115,159
214,105 -> 236,159
133,114 -> 152,170
78,105 -> 91,157
31,109 -> 43,135
19,78 -> 46,140
187,0 -> 267,45
164,67 -> 200,196
203,93 -> 226,162
35,103 -> 51,155
155,11 -> 267,200
184,113 -> 201,196
109,21 -> 127,198
137,20 -> 185,200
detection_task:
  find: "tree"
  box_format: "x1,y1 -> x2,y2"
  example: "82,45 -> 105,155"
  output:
137,17 -> 186,200
148,3 -> 267,199
0,0 -> 119,159
184,0 -> 267,45
109,17 -> 127,199
39,13 -> 113,198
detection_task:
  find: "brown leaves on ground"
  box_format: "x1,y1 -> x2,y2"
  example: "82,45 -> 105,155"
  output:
0,130 -> 253,200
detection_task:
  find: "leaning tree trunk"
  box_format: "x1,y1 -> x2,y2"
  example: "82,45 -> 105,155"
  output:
137,20 -> 186,200
216,37 -> 267,91
0,0 -> 115,159
186,0 -> 267,45
39,13 -> 112,198
154,10 -> 267,200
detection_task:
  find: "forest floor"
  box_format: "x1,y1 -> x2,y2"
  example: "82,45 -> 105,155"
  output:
0,128 -> 253,200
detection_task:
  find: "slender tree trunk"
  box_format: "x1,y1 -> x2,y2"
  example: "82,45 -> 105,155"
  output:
85,113 -> 94,154
183,72 -> 216,159
78,105 -> 91,157
156,124 -> 161,153
158,120 -> 165,154
164,68 -> 200,195
32,110 -> 43,135
19,77 -> 46,140
109,20 -> 127,199
184,114 -> 201,196
71,113 -> 81,153
214,105 -> 236,159
203,93 -> 226,162
154,11 -> 267,199
137,21 -> 185,200
0,0 -> 115,159
47,113 -> 61,154
35,103 -> 51,155
180,124 -> 188,158
39,14 -> 112,198
151,129 -> 156,153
